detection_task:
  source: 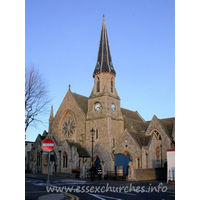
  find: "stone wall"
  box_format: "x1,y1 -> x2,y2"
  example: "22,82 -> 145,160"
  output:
49,90 -> 86,144
115,130 -> 142,168
145,116 -> 172,168
134,168 -> 167,181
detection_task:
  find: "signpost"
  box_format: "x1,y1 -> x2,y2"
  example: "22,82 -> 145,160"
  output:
42,138 -> 55,186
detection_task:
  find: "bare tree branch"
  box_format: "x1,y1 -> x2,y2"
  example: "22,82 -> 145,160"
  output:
25,65 -> 51,132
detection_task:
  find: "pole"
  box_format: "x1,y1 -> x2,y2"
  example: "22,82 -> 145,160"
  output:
91,135 -> 94,182
92,135 -> 94,164
90,128 -> 95,182
160,144 -> 162,167
47,151 -> 50,186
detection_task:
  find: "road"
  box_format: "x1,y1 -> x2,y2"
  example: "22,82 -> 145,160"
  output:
25,177 -> 175,200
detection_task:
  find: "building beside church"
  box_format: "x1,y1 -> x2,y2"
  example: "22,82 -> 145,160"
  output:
27,16 -> 175,179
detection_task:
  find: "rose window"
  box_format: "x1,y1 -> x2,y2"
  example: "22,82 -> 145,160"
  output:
62,114 -> 75,137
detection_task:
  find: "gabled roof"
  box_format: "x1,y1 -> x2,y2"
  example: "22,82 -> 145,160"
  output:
144,115 -> 175,143
121,108 -> 175,147
121,108 -> 149,133
39,135 -> 46,141
121,108 -> 144,122
127,130 -> 151,148
158,117 -> 175,138
68,141 -> 90,157
93,15 -> 116,77
71,92 -> 88,115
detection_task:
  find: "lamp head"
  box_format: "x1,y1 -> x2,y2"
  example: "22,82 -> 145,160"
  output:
90,128 -> 95,136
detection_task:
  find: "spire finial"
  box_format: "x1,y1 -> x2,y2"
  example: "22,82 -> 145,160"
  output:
103,14 -> 105,22
68,84 -> 71,91
93,16 -> 116,77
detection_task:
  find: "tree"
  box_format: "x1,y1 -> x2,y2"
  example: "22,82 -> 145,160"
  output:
25,65 -> 51,132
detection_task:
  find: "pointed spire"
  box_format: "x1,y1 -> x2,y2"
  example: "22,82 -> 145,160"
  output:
49,105 -> 53,119
49,105 -> 53,133
93,15 -> 116,77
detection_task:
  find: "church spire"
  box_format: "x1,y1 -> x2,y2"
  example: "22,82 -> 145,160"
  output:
93,15 -> 116,77
49,105 -> 53,120
49,105 -> 53,133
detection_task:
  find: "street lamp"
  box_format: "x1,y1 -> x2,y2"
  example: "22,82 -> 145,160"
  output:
90,128 -> 95,181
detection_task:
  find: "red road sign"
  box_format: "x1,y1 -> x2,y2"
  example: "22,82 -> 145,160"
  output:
42,138 -> 55,152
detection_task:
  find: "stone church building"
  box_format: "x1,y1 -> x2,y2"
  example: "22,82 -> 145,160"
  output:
28,16 -> 175,179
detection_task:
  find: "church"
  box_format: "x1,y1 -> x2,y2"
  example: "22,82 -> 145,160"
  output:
28,16 -> 175,179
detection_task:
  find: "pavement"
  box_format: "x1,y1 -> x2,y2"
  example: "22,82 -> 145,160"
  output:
25,173 -> 175,200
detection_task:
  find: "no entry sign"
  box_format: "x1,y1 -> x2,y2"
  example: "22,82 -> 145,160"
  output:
42,138 -> 55,152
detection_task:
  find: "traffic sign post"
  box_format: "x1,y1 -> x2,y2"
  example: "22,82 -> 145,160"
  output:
42,138 -> 55,187
42,138 -> 55,152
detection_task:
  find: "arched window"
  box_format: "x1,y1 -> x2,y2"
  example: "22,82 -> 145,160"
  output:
154,130 -> 162,140
136,157 -> 140,169
63,151 -> 68,168
97,77 -> 100,92
36,152 -> 40,166
96,129 -> 99,140
111,78 -> 114,93
113,138 -> 115,148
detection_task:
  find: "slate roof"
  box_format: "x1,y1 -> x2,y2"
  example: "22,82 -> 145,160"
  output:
158,117 -> 175,138
127,130 -> 151,148
93,15 -> 116,77
121,108 -> 175,147
68,142 -> 90,157
121,108 -> 144,122
67,92 -> 174,148
71,92 -> 88,115
39,134 -> 46,141
121,108 -> 150,133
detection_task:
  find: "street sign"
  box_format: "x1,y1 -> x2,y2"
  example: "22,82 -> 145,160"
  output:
43,150 -> 54,155
42,138 -> 55,152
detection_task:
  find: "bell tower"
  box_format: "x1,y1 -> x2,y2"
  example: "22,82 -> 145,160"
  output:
87,15 -> 121,120
86,16 -> 123,172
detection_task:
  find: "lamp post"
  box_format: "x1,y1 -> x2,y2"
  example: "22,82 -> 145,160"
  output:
146,152 -> 148,169
90,128 -> 95,181
160,144 -> 162,167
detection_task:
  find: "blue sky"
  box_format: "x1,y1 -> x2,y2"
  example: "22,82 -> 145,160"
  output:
25,0 -> 175,142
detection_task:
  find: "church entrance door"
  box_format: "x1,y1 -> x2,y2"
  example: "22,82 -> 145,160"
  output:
115,153 -> 132,176
93,156 -> 100,174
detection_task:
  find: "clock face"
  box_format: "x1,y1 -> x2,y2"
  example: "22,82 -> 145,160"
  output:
111,103 -> 116,112
94,102 -> 101,111
62,115 -> 75,137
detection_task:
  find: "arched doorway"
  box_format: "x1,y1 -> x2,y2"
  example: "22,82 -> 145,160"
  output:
43,151 -> 57,174
93,156 -> 100,172
115,152 -> 132,176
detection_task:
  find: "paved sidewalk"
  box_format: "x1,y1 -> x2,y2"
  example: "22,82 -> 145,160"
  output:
26,173 -> 87,183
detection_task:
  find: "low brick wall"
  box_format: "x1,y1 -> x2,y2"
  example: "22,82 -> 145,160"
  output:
134,168 -> 167,181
